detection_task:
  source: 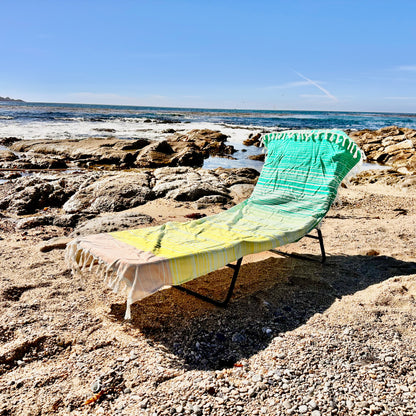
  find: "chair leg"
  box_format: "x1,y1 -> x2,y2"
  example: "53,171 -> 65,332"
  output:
269,228 -> 326,264
173,257 -> 243,307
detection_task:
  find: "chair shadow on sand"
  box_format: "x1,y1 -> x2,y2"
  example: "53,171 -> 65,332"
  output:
108,253 -> 416,371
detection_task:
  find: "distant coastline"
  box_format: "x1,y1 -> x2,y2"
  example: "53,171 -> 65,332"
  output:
0,96 -> 24,103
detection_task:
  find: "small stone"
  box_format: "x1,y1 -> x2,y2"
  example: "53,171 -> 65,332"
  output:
311,411 -> 321,416
262,327 -> 272,335
252,374 -> 262,383
299,405 -> 308,413
309,400 -> 318,410
139,398 -> 149,409
193,404 -> 202,415
91,380 -> 101,393
283,400 -> 292,409
175,405 -> 183,413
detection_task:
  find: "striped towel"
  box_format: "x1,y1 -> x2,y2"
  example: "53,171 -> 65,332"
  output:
66,129 -> 362,318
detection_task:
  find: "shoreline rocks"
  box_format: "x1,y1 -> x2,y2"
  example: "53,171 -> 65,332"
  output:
5,129 -> 237,171
348,126 -> 416,174
0,167 -> 259,230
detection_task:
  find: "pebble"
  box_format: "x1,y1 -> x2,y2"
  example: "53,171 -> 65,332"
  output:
91,380 -> 101,393
139,398 -> 149,409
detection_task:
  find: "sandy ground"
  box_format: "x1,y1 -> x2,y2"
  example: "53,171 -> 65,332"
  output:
0,181 -> 415,415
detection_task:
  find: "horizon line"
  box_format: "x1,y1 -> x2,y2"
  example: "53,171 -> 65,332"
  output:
3,100 -> 416,116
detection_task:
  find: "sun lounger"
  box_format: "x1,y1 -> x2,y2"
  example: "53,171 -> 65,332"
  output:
66,129 -> 362,318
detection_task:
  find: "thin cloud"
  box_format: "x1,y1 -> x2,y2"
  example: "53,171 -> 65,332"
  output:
295,71 -> 338,102
385,96 -> 416,100
262,80 -> 312,90
396,65 -> 416,71
300,94 -> 331,98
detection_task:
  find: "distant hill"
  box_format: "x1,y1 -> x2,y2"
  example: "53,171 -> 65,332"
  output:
0,96 -> 24,102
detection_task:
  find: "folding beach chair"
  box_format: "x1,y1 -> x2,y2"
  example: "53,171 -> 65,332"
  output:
66,129 -> 362,318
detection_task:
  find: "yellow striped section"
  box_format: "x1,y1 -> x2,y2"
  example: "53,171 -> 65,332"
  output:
109,201 -> 313,285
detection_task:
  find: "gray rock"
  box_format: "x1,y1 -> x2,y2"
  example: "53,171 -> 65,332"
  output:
135,140 -> 204,168
16,215 -> 55,229
71,211 -> 154,236
0,174 -> 96,215
195,195 -> 231,205
166,183 -> 229,202
63,172 -> 154,214
11,137 -> 149,168
38,237 -> 72,252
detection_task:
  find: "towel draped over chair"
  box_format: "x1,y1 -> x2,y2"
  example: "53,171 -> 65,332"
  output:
66,129 -> 362,318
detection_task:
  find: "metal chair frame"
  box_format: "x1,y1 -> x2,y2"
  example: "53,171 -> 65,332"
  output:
173,228 -> 326,306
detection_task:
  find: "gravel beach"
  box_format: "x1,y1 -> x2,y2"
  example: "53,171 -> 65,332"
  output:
0,175 -> 415,415
1,124 -> 416,415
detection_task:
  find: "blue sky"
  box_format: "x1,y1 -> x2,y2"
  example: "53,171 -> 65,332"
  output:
2,0 -> 416,112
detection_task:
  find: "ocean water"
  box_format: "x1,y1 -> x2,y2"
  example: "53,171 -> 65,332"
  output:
1,101 -> 415,170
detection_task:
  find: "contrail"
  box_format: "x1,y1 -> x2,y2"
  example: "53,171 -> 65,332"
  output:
295,71 -> 338,102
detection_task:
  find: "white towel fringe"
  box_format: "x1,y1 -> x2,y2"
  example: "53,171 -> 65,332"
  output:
65,240 -> 133,320
261,129 -> 362,160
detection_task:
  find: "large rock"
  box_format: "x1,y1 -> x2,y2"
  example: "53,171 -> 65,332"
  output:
0,150 -> 18,161
0,166 -> 262,218
349,126 -> 416,174
152,167 -> 231,202
170,129 -> 236,158
71,211 -> 154,236
0,155 -> 67,170
11,137 -> 150,168
349,168 -> 416,189
135,140 -> 204,168
213,167 -> 259,186
0,173 -> 100,215
63,172 -> 154,214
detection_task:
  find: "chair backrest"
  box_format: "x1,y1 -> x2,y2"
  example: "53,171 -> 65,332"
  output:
250,129 -> 362,219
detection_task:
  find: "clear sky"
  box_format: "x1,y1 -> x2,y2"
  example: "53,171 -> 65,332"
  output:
2,0 -> 415,112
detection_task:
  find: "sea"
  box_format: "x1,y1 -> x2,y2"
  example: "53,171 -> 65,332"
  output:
1,101 -> 416,171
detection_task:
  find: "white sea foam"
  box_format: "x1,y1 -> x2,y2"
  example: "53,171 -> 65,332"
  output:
0,117 -> 267,170
0,117 -> 264,145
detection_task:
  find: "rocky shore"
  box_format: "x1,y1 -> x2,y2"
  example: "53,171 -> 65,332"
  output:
0,127 -> 415,415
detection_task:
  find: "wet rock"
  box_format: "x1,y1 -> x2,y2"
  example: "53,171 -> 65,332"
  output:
0,137 -> 20,146
71,211 -> 154,236
243,132 -> 262,147
248,154 -> 265,162
63,172 -> 154,214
